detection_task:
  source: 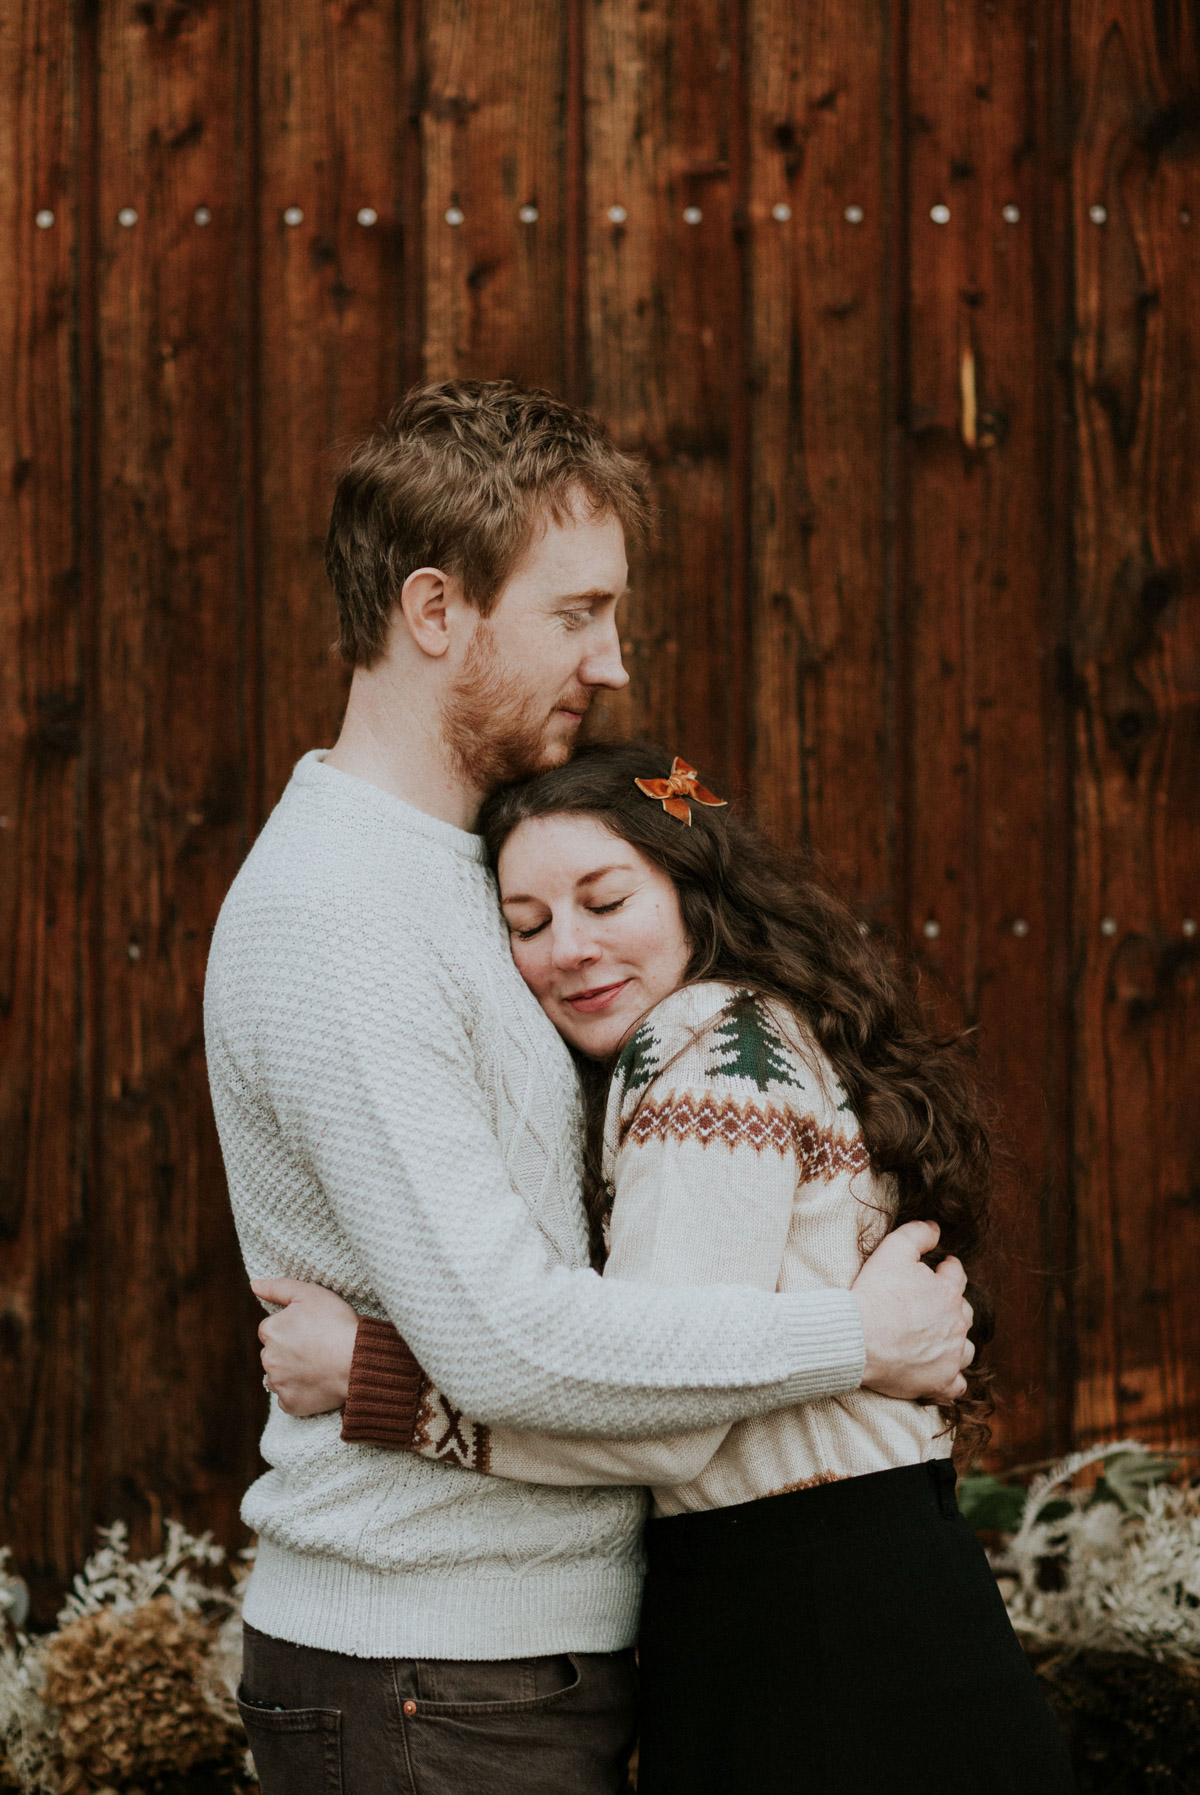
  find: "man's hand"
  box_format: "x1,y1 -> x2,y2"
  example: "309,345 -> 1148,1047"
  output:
252,1278 -> 359,1417
851,1222 -> 974,1402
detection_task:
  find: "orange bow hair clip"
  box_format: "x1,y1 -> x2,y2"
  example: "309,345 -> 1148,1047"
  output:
634,757 -> 727,825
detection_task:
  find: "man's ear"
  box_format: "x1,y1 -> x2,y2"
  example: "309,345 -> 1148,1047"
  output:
398,566 -> 453,658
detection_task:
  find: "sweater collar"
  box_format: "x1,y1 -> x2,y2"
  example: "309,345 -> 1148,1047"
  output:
292,749 -> 489,864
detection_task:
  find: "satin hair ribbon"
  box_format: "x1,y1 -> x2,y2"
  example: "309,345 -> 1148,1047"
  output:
634,757 -> 727,825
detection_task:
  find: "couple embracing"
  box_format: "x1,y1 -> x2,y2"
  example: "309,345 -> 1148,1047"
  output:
204,381 -> 1074,1794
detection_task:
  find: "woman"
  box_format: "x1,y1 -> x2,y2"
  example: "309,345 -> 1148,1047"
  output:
261,741 -> 1074,1794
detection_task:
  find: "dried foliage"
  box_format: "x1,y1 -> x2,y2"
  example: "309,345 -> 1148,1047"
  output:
990,1441 -> 1200,1664
0,1524 -> 250,1795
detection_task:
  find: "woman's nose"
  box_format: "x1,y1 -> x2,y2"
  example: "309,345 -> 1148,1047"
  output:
549,920 -> 601,970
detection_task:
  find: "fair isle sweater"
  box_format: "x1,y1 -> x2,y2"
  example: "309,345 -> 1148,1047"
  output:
375,982 -> 950,1515
204,753 -> 867,1660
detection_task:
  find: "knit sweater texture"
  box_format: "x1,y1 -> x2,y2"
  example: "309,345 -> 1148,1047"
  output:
204,752 -> 866,1659
393,983 -> 950,1513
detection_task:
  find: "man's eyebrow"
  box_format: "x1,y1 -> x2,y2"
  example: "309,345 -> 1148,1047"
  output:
501,865 -> 634,907
553,586 -> 629,605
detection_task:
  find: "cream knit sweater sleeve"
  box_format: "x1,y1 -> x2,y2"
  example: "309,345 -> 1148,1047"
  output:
401,984 -> 807,1486
211,873 -> 867,1441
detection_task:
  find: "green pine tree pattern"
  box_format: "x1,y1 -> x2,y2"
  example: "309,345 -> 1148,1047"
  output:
706,992 -> 803,1093
834,1077 -> 854,1114
616,1021 -> 662,1096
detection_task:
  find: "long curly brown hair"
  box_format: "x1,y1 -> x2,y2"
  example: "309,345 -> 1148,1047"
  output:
478,740 -> 994,1459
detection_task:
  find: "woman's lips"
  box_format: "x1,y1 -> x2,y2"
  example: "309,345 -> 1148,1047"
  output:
563,979 -> 630,1014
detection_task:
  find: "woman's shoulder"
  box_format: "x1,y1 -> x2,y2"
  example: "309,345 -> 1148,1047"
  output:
611,980 -> 846,1117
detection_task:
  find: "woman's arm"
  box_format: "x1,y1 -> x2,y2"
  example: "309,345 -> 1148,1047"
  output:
260,999 -> 806,1488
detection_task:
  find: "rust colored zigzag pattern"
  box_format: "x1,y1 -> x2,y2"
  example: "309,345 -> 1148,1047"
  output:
626,1093 -> 871,1179
413,1376 -> 491,1473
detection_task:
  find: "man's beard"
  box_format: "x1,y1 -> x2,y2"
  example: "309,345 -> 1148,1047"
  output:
441,624 -> 588,794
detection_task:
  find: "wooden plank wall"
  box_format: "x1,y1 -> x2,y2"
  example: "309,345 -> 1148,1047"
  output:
2,0 -> 1197,1620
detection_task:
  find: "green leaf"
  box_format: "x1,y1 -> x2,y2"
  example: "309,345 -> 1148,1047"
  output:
1098,1450 -> 1181,1513
957,1474 -> 1028,1534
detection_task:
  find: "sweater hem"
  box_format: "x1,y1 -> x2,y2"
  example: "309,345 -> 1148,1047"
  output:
243,1536 -> 643,1660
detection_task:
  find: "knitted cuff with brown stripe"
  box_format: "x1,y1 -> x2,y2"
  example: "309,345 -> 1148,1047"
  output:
340,1315 -> 425,1449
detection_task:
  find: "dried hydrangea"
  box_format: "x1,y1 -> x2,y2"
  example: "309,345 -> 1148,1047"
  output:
0,1522 -> 251,1794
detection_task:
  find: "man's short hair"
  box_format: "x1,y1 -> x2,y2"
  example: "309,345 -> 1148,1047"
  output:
325,380 -> 654,667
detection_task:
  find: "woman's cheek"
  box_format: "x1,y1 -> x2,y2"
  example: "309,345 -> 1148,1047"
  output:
511,938 -> 550,1001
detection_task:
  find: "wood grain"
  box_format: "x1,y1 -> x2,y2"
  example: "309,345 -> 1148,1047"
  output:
256,0 -> 408,802
902,0 -> 1080,1459
89,0 -> 261,1561
420,0 -> 569,388
1069,0 -> 1200,1448
582,0 -> 742,788
0,0 -> 88,1622
743,0 -> 894,907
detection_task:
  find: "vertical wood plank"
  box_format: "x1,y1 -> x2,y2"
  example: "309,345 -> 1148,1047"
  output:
91,0 -> 260,1553
257,0 -> 408,802
583,0 -> 742,786
420,0 -> 569,388
0,0 -> 88,1620
744,0 -> 894,911
903,0 -> 1075,1459
1070,1 -> 1200,1448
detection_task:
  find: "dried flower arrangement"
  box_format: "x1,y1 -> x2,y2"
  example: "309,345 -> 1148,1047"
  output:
960,1441 -> 1200,1793
0,1522 -> 251,1795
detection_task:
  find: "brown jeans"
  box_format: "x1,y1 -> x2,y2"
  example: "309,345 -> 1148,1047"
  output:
239,1622 -> 638,1795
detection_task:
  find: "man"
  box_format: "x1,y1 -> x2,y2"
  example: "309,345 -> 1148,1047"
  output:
205,380 -> 973,1795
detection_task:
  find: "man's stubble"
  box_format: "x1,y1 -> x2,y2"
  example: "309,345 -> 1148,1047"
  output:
441,622 -> 587,796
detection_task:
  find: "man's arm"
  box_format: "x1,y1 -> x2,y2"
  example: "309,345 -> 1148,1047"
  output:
238,922 -> 970,1438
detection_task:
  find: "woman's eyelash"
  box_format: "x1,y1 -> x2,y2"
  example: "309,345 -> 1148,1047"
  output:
511,897 -> 626,940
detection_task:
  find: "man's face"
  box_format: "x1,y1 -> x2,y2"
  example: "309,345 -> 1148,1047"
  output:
440,495 -> 630,794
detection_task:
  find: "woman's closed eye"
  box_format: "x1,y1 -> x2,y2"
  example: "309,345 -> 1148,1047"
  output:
510,898 -> 628,941
512,918 -> 549,941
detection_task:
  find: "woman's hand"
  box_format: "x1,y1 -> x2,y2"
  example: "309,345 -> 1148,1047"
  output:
252,1278 -> 359,1416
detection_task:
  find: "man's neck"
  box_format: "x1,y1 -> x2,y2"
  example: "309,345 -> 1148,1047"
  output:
325,667 -> 482,832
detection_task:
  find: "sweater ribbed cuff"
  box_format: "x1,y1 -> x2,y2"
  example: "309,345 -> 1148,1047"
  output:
341,1316 -> 425,1449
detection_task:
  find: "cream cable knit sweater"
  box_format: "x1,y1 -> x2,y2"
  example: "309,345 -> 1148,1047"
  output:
405,983 -> 950,1515
204,753 -> 866,1659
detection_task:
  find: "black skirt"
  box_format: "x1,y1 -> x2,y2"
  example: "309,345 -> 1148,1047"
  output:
636,1459 -> 1076,1795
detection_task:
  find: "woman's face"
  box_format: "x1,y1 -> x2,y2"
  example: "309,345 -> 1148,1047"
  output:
497,813 -> 692,1058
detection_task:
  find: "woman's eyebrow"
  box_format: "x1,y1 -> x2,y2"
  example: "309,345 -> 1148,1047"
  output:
575,865 -> 635,890
500,865 -> 633,907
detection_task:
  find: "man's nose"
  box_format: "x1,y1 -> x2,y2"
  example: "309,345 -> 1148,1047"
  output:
578,615 -> 630,692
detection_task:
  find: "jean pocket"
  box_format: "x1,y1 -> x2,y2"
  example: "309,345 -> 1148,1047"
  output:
413,1651 -> 581,1715
237,1689 -> 343,1795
